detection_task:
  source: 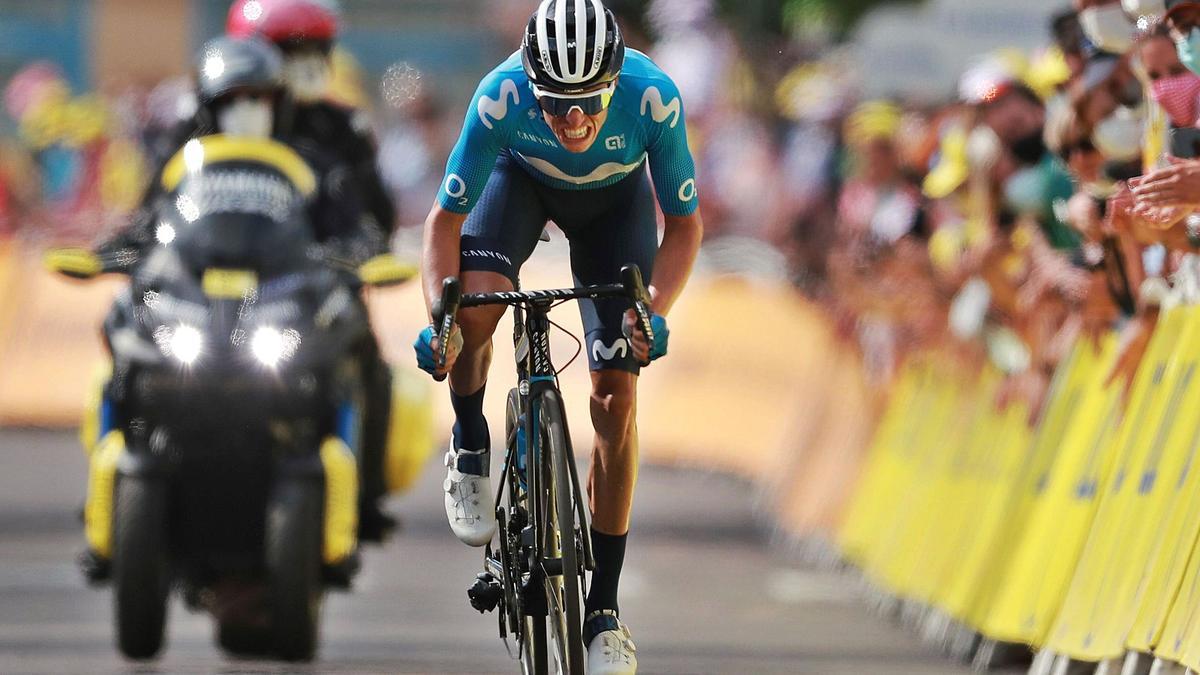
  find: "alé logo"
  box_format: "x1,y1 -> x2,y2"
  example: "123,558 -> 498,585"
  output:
478,79 -> 521,130
605,135 -> 626,151
640,87 -> 680,128
592,338 -> 629,362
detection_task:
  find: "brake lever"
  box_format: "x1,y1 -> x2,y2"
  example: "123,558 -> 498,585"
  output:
619,265 -> 654,367
433,277 -> 461,382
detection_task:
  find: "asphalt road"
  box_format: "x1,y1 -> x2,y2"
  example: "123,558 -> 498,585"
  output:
0,428 -> 974,674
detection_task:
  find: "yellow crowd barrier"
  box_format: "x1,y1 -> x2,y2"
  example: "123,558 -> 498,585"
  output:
839,303 -> 1200,671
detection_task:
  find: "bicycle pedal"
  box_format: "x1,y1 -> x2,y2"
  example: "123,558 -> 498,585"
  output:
468,572 -> 503,613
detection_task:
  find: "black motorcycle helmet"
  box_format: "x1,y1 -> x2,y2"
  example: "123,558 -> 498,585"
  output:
521,0 -> 625,94
195,35 -> 286,129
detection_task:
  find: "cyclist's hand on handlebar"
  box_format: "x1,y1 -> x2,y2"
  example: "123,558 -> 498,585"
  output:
414,323 -> 463,378
623,310 -> 669,364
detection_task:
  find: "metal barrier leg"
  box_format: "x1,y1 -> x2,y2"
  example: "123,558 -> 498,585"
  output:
1122,652 -> 1153,675
1031,649 -> 1058,675
947,622 -> 981,663
1148,659 -> 1188,675
920,608 -> 951,646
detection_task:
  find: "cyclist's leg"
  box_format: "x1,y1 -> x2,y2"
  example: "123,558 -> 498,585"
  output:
554,164 -> 657,619
453,151 -> 548,452
443,153 -> 548,546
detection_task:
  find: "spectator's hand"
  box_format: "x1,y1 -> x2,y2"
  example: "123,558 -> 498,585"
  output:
1130,157 -> 1200,210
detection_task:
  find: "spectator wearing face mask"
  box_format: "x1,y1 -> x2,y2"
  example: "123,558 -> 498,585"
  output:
1130,1 -> 1200,223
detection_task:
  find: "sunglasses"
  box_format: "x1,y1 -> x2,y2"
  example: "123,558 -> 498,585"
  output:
531,81 -> 616,117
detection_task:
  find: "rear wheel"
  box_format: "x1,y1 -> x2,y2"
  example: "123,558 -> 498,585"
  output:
112,475 -> 171,660
539,390 -> 586,674
266,478 -> 324,662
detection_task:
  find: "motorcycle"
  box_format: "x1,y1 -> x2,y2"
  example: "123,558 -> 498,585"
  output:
45,137 -> 414,662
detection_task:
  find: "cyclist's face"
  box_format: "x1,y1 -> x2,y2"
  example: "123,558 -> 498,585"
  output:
542,106 -> 610,153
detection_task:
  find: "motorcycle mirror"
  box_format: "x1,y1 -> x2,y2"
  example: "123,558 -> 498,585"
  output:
43,248 -> 104,280
357,253 -> 418,288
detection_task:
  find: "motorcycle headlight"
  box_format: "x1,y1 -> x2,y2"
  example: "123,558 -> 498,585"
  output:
157,324 -> 203,365
250,326 -> 300,367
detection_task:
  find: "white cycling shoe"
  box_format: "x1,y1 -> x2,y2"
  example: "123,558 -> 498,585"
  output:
584,610 -> 638,675
443,446 -> 496,547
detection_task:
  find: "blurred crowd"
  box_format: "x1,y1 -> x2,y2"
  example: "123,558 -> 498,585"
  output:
802,0 -> 1200,419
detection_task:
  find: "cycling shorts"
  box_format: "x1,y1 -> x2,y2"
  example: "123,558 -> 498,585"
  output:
459,150 -> 658,373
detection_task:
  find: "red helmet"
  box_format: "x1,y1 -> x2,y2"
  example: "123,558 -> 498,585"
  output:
226,0 -> 339,44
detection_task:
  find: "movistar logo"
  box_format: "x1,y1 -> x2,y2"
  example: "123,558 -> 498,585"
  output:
477,79 -> 521,130
592,338 -> 629,362
640,87 -> 680,129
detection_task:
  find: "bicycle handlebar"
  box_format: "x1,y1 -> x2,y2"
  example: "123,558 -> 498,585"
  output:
431,263 -> 656,372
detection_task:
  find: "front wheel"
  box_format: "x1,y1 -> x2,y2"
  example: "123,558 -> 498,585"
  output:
112,474 -> 171,660
266,478 -> 324,662
539,389 -> 586,674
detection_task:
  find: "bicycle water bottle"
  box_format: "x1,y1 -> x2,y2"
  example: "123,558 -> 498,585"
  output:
516,414 -> 528,489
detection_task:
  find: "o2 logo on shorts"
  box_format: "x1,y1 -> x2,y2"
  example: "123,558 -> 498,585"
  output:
592,338 -> 629,362
444,174 -> 468,207
605,134 -> 626,151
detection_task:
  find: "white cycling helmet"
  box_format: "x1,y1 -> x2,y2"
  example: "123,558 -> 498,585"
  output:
521,0 -> 625,94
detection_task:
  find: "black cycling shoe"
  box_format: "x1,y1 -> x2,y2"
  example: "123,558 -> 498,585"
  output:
357,502 -> 399,543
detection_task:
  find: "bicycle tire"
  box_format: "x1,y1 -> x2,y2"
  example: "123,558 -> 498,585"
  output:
539,389 -> 586,674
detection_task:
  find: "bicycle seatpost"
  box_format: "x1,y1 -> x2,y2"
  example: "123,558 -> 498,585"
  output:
620,264 -> 654,366
432,276 -> 461,382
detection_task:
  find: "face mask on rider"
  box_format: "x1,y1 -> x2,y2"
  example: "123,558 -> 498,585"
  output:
1080,3 -> 1136,54
1151,70 -> 1200,127
1092,105 -> 1144,163
218,98 -> 274,138
284,54 -> 331,102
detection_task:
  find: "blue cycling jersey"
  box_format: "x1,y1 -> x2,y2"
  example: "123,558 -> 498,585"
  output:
437,49 -> 698,217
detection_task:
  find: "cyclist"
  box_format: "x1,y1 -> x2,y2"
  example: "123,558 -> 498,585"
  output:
413,1 -> 703,672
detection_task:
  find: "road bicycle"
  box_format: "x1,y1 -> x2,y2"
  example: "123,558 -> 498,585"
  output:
434,264 -> 654,674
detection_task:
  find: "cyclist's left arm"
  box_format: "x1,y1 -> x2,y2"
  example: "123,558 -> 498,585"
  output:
642,78 -> 703,317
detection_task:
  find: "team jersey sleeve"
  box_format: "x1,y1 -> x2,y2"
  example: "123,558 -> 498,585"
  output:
436,72 -> 522,214
641,77 -> 699,217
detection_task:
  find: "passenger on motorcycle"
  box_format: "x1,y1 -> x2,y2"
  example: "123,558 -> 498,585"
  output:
413,2 -> 704,672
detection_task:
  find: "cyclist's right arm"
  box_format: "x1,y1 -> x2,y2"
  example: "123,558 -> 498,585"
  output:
421,68 -> 517,316
421,205 -> 468,319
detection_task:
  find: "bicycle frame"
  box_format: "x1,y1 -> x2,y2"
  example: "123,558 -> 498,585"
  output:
440,264 -> 654,673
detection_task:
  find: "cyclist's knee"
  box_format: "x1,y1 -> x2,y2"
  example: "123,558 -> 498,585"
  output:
590,370 -> 637,422
457,305 -> 505,348
457,271 -> 512,348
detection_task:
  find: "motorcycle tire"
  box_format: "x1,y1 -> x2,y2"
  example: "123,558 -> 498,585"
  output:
112,475 -> 171,660
266,478 -> 324,662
